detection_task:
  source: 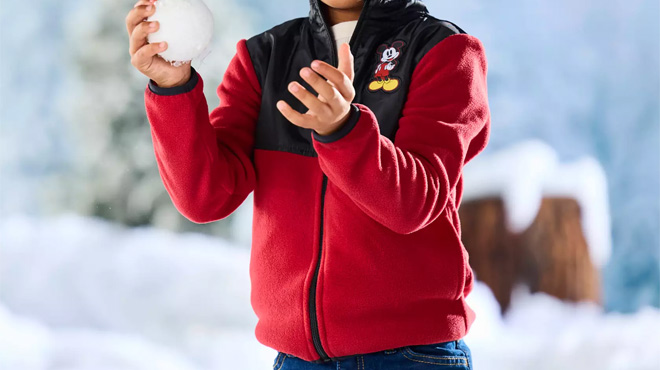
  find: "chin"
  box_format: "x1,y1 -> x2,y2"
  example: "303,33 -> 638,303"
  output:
320,0 -> 364,10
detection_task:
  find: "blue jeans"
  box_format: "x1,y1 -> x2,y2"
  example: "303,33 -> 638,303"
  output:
272,339 -> 473,369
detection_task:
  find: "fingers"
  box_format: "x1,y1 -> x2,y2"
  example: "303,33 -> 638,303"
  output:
310,59 -> 355,102
131,41 -> 167,70
133,0 -> 153,7
126,0 -> 156,38
337,43 -> 355,82
276,100 -> 315,129
129,20 -> 159,56
299,67 -> 343,108
287,81 -> 333,118
279,47 -> 355,130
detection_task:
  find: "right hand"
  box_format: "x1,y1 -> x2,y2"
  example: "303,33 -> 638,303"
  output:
126,0 -> 192,88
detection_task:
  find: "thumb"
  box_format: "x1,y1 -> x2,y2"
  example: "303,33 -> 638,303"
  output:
337,42 -> 354,82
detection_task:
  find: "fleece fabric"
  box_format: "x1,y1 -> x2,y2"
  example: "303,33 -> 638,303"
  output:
143,2 -> 490,363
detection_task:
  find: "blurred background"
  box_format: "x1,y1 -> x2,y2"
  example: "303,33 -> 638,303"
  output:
1,0 -> 659,369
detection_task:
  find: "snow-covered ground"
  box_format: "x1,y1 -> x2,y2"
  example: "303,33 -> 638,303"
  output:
1,213 -> 659,370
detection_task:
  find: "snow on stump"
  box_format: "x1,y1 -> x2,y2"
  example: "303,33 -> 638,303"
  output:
459,140 -> 611,314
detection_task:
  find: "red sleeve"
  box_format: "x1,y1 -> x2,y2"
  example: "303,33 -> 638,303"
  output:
144,39 -> 261,223
311,34 -> 490,234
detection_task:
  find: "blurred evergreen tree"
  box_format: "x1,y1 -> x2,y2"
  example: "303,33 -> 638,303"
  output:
62,0 -> 256,238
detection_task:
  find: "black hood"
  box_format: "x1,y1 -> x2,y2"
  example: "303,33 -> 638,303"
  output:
308,0 -> 429,41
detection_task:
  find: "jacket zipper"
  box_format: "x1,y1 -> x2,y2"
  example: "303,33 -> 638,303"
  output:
308,0 -> 371,362
309,175 -> 329,361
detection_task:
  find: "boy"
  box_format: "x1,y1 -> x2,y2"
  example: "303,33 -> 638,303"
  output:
126,0 -> 490,368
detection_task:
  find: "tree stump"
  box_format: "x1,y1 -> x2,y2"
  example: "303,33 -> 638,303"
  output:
458,196 -> 601,314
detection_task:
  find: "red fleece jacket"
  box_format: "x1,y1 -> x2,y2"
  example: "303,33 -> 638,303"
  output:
144,33 -> 490,362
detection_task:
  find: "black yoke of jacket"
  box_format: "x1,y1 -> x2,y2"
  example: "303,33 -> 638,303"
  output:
245,0 -> 466,158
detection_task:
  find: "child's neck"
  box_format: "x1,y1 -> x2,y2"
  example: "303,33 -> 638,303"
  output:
321,4 -> 363,26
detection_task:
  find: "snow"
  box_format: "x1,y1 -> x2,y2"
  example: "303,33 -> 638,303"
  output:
0,307 -> 198,370
464,282 -> 660,370
0,213 -> 273,370
0,213 -> 254,338
462,139 -> 612,267
1,214 -> 658,370
147,0 -> 215,65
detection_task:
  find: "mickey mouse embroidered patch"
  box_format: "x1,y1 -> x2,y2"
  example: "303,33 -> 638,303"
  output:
368,40 -> 405,93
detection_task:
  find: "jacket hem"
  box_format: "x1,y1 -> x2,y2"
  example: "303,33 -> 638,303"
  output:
265,297 -> 473,362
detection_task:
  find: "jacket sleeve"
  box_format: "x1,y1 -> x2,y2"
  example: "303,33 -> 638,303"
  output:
144,39 -> 261,224
311,34 -> 490,234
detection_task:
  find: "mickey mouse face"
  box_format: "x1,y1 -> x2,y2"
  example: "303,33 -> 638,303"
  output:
377,41 -> 405,63
381,47 -> 399,62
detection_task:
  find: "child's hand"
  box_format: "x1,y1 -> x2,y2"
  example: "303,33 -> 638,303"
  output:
277,43 -> 356,136
126,0 -> 192,88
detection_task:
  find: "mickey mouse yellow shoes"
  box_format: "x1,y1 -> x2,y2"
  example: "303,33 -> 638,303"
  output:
368,77 -> 399,92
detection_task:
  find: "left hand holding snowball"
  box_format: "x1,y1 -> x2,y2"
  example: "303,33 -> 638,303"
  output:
126,0 -> 192,88
146,0 -> 214,66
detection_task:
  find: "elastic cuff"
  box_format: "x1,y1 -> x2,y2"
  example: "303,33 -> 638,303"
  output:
148,66 -> 199,96
312,104 -> 361,144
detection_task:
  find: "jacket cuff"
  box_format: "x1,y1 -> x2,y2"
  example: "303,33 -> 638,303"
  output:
311,104 -> 361,143
148,66 -> 199,96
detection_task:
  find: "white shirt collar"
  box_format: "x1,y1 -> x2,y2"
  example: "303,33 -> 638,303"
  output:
330,20 -> 359,54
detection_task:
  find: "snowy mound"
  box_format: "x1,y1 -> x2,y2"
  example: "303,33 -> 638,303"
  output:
462,140 -> 611,267
147,0 -> 214,65
0,304 -> 197,370
464,283 -> 660,370
0,214 -> 658,369
0,213 -> 255,339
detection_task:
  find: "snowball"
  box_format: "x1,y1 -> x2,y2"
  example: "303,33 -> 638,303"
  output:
146,0 -> 214,66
